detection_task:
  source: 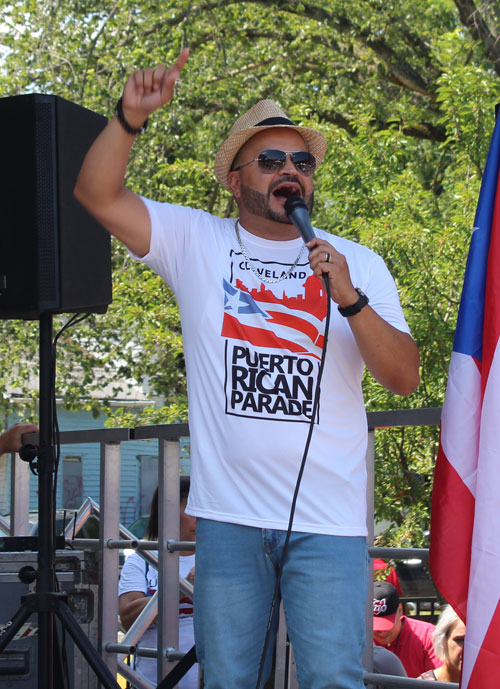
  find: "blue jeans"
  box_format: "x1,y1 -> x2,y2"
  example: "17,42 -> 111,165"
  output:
194,519 -> 369,689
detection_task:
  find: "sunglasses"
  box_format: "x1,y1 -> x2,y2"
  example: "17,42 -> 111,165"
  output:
232,149 -> 317,176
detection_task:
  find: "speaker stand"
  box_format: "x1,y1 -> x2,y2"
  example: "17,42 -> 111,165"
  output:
0,313 -> 120,689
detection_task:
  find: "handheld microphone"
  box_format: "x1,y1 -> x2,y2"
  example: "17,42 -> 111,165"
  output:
285,195 -> 329,286
284,196 -> 316,244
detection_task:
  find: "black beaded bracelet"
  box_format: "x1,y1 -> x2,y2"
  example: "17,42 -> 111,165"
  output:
114,97 -> 148,135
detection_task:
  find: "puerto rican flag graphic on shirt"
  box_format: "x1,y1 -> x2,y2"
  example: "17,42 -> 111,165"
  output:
222,277 -> 327,360
221,257 -> 328,423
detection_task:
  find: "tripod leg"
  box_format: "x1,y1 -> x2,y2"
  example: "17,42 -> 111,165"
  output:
0,602 -> 32,653
39,609 -> 55,685
56,600 -> 121,689
53,619 -> 71,689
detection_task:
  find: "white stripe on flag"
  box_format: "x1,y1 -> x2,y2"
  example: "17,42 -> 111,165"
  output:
440,352 -> 480,495
462,336 -> 500,688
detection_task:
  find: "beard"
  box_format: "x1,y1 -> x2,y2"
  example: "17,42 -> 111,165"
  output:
239,178 -> 314,224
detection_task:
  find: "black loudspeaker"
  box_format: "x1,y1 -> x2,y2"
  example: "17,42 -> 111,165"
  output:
0,93 -> 112,319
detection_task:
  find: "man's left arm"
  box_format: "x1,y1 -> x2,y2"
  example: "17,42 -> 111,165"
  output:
343,307 -> 420,396
307,238 -> 420,396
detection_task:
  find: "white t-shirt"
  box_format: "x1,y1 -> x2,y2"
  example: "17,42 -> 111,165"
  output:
119,551 -> 197,688
137,200 -> 411,536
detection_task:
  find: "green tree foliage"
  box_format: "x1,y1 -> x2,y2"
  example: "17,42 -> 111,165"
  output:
2,0 -> 500,542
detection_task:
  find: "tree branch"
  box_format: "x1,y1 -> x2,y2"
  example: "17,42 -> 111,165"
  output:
248,0 -> 434,96
117,0 -> 435,97
454,0 -> 500,75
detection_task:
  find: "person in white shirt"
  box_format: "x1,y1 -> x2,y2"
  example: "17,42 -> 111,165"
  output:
76,50 -> 420,689
119,476 -> 197,688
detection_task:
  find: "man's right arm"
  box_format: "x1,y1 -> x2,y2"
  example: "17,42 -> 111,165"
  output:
74,50 -> 189,258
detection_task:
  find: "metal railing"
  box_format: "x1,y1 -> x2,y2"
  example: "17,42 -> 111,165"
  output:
2,408 -> 460,688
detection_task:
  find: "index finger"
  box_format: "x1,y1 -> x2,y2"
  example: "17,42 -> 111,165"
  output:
158,48 -> 190,99
306,237 -> 332,250
173,48 -> 190,74
307,238 -> 337,256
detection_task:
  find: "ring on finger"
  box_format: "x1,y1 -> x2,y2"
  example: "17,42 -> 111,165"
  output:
325,252 -> 331,263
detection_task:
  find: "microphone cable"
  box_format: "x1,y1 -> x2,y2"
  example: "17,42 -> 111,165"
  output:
254,271 -> 332,689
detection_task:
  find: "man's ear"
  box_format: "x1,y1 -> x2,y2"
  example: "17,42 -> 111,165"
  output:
228,170 -> 241,199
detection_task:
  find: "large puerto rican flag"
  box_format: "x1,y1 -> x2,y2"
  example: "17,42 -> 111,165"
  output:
429,114 -> 500,687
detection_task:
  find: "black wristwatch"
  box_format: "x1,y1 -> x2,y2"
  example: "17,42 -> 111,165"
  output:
338,288 -> 369,317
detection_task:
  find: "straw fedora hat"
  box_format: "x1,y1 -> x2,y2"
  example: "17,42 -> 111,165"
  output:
214,99 -> 327,191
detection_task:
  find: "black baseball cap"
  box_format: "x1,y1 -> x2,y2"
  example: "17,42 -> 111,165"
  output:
373,581 -> 400,631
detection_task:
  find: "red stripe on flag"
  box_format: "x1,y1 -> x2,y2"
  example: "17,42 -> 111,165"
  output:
466,600 -> 500,685
430,444 -> 475,622
221,313 -> 319,358
482,175 -> 500,393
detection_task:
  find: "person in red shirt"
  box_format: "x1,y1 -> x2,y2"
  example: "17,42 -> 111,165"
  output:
372,581 -> 441,678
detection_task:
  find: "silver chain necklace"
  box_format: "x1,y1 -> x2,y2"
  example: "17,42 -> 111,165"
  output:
234,219 -> 306,284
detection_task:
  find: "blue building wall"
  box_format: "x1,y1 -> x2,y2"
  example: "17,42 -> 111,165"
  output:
21,408 -> 190,528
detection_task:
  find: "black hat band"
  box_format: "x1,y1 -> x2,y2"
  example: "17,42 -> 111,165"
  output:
254,116 -> 295,127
